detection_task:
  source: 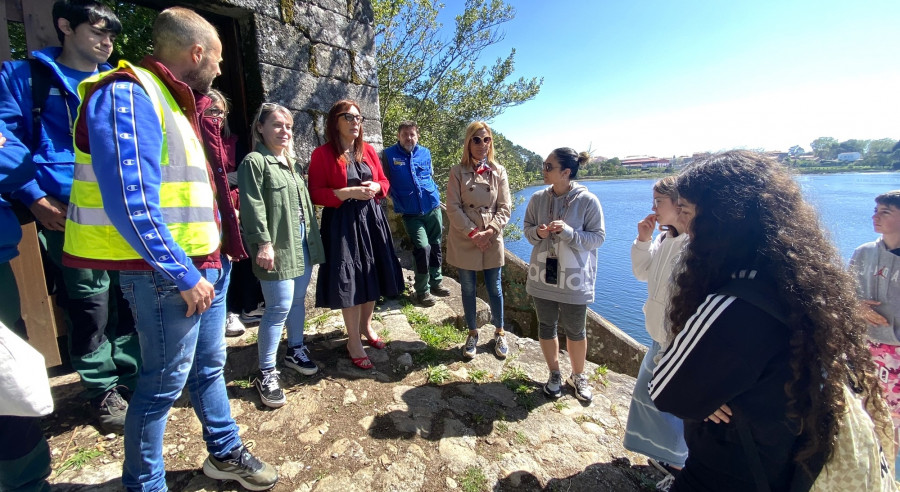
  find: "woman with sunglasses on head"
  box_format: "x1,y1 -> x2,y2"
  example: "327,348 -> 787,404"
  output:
649,151 -> 892,490
523,148 -> 605,403
623,176 -> 689,483
239,103 -> 326,408
446,122 -> 512,360
308,99 -> 404,370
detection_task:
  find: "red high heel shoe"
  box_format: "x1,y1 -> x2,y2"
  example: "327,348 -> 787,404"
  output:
350,355 -> 373,370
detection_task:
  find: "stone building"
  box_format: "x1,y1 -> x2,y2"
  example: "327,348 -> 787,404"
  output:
1,0 -> 382,366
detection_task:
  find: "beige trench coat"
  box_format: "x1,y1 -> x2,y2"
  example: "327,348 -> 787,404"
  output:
445,162 -> 512,270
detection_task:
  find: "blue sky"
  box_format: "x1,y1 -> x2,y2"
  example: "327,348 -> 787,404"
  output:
452,0 -> 900,159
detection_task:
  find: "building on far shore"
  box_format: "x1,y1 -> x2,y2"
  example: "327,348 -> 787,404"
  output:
838,152 -> 862,162
621,155 -> 671,170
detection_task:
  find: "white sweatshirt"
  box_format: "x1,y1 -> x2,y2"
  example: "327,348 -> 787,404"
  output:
631,232 -> 688,344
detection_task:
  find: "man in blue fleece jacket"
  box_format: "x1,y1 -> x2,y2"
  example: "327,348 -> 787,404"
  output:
0,0 -> 137,435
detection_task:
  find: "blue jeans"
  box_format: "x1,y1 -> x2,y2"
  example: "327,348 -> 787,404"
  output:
258,234 -> 312,370
119,258 -> 241,492
457,267 -> 503,331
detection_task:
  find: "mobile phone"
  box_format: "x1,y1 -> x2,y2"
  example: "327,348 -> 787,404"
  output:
545,257 -> 558,285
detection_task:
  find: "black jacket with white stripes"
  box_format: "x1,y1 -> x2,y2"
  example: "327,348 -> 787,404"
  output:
649,274 -> 800,491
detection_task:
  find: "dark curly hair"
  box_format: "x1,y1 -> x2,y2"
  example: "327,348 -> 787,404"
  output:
668,150 -> 888,474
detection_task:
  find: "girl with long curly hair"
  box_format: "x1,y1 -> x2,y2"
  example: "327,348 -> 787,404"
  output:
649,151 -> 890,490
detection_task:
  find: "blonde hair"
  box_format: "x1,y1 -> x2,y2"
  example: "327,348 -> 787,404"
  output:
250,103 -> 294,159
460,121 -> 496,169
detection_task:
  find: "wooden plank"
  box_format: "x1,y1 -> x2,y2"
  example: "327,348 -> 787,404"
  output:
9,222 -> 62,367
0,0 -> 10,62
22,0 -> 57,53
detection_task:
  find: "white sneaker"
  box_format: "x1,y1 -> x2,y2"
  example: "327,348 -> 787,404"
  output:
225,313 -> 245,337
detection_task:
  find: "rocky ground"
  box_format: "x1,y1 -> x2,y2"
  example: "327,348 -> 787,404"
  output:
41,275 -> 664,491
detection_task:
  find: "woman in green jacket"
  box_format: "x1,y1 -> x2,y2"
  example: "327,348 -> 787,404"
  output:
238,103 -> 326,409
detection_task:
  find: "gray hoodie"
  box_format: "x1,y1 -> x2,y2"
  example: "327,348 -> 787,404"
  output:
523,182 -> 605,304
850,238 -> 900,345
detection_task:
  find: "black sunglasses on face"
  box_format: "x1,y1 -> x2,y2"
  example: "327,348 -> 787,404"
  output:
471,136 -> 492,145
340,113 -> 364,123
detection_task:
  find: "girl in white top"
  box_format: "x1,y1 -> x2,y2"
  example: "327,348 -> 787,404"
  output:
623,176 -> 689,476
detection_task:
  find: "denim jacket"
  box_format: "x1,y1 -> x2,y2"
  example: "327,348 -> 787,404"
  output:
238,143 -> 324,281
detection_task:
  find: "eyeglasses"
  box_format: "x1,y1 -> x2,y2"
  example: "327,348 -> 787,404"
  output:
471,136 -> 492,145
340,113 -> 365,123
543,161 -> 559,172
204,108 -> 225,118
653,197 -> 669,207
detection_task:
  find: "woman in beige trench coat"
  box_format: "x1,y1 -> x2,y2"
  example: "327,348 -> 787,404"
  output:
446,121 -> 512,360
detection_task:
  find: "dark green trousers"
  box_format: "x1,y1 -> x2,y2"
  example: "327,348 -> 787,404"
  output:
401,208 -> 444,294
41,230 -> 140,400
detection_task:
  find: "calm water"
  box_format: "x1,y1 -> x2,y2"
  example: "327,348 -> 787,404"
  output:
506,172 -> 900,346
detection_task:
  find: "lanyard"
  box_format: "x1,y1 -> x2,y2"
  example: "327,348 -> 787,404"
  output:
546,185 -> 575,258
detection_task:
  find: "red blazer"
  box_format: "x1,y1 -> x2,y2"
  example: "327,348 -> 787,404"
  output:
308,141 -> 390,208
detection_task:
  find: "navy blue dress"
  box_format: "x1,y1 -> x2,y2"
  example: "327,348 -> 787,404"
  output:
315,158 -> 404,309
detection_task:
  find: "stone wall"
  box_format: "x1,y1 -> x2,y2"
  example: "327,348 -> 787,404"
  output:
182,0 -> 383,162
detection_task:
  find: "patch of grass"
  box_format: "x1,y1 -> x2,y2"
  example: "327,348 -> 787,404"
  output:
495,420 -> 509,433
500,365 -> 528,386
245,332 -> 258,344
57,447 -> 102,474
234,377 -> 254,389
459,466 -> 488,492
472,413 -> 485,425
425,364 -> 451,384
469,369 -> 488,383
378,327 -> 391,342
552,400 -> 569,412
513,431 -> 528,445
590,364 -> 609,386
401,303 -> 464,349
315,469 -> 328,481
304,312 -> 334,329
373,313 -> 384,323
413,346 -> 452,366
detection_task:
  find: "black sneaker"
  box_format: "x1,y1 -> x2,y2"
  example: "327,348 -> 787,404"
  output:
91,386 -> 128,434
253,369 -> 285,408
430,283 -> 451,296
417,291 -> 437,307
543,370 -> 562,398
284,345 -> 318,376
203,445 -> 279,491
462,333 -> 478,359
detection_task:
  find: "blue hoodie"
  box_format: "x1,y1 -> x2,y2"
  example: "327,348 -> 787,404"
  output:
0,47 -> 111,206
0,119 -> 35,262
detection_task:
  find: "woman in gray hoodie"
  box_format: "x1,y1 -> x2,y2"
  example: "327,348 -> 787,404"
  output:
523,148 -> 605,402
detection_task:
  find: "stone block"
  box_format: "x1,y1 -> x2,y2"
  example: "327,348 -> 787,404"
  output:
304,3 -> 375,53
353,51 -> 378,87
312,43 -> 352,81
253,15 -> 311,71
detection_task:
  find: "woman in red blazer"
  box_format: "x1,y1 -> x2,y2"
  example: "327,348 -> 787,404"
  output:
308,99 -> 404,370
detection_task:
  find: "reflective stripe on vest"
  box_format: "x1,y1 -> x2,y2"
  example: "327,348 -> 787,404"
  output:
63,60 -> 218,261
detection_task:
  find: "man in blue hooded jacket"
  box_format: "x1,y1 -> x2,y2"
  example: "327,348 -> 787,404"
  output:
382,121 -> 451,306
0,0 -> 137,434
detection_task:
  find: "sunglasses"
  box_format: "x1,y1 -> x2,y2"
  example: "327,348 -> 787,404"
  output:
204,108 -> 225,118
340,113 -> 365,123
543,161 -> 559,172
653,197 -> 670,207
471,136 -> 492,145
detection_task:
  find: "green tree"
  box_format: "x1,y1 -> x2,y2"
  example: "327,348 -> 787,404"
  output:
374,0 -> 542,190
810,137 -> 839,160
862,138 -> 899,169
788,145 -> 805,156
838,139 -> 869,155
101,1 -> 157,65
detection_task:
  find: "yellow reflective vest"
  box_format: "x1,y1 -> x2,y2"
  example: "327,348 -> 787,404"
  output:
63,60 -> 218,262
